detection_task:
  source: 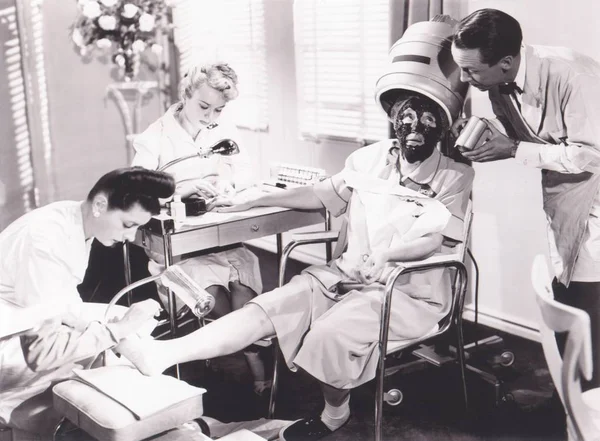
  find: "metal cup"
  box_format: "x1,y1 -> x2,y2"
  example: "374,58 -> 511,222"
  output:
455,116 -> 491,150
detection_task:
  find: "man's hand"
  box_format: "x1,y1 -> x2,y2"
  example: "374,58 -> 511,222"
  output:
458,121 -> 517,162
175,179 -> 218,199
107,299 -> 161,341
450,116 -> 469,139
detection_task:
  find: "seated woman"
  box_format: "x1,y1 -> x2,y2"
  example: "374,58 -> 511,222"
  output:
131,61 -> 269,395
0,167 -> 174,436
119,93 -> 474,441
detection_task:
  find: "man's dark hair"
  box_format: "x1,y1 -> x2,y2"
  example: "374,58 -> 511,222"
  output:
87,167 -> 175,215
453,9 -> 522,66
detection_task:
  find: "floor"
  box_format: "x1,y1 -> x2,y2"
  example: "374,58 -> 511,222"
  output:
80,243 -> 568,441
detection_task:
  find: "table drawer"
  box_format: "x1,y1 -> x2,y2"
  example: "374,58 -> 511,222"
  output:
218,210 -> 324,246
170,228 -> 220,256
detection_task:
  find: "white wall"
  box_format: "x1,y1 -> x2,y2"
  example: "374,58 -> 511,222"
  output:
42,0 -> 163,201
458,0 -> 600,339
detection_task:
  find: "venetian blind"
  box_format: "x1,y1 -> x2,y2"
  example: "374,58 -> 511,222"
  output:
294,0 -> 390,143
171,0 -> 268,130
0,0 -> 53,230
2,5 -> 35,214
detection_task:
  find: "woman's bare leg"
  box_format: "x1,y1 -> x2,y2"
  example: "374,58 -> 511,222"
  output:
117,303 -> 275,376
206,284 -> 233,318
230,281 -> 258,310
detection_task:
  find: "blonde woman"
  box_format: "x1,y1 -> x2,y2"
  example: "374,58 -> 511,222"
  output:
132,62 -> 269,395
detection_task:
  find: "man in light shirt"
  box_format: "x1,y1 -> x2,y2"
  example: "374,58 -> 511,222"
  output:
450,8 -> 600,390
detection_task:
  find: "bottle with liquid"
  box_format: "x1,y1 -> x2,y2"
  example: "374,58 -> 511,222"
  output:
169,194 -> 187,223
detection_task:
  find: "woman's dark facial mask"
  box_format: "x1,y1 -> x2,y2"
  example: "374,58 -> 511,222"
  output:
393,97 -> 443,163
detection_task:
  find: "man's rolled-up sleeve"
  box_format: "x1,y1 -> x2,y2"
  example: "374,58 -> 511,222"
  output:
514,73 -> 600,174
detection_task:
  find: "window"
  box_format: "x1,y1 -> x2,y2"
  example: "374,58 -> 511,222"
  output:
294,0 -> 390,143
0,0 -> 53,229
171,0 -> 269,130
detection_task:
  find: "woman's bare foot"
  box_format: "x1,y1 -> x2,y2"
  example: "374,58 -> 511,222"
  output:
115,336 -> 171,376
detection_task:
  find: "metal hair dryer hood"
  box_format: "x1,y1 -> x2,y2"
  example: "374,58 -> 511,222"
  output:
374,17 -> 468,125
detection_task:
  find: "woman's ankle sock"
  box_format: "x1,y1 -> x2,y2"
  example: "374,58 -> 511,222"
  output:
320,396 -> 350,431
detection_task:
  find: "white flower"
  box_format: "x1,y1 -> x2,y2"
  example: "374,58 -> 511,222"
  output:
72,28 -> 84,47
82,1 -> 101,18
98,15 -> 117,30
138,13 -> 155,32
99,0 -> 118,7
151,43 -> 163,55
121,3 -> 139,19
132,40 -> 146,53
114,54 -> 126,67
96,38 -> 112,49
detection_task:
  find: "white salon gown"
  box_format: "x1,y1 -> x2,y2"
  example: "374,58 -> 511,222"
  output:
0,201 -> 119,435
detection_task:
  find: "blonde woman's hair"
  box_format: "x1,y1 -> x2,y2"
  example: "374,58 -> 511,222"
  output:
178,62 -> 239,103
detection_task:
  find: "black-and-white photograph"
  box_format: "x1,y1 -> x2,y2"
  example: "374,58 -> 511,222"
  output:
1,0 -> 599,440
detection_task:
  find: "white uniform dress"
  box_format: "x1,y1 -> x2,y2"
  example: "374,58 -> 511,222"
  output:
250,141 -> 474,389
132,105 -> 262,296
0,201 -> 121,435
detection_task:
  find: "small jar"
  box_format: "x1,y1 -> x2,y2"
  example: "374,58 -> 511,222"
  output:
169,194 -> 186,223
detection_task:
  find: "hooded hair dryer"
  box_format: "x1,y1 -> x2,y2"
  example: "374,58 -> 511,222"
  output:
374,15 -> 468,128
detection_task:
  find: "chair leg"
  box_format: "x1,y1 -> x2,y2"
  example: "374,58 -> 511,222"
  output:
455,318 -> 469,410
455,274 -> 469,411
267,341 -> 281,418
374,349 -> 387,441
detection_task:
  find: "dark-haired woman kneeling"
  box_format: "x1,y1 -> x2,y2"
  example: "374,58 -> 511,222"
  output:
0,167 -> 174,437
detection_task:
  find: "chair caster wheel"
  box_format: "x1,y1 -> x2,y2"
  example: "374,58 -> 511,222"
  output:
384,389 -> 403,406
490,350 -> 515,367
498,351 -> 515,367
499,392 -> 515,406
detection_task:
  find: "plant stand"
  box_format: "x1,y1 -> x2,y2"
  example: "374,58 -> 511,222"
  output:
106,80 -> 161,164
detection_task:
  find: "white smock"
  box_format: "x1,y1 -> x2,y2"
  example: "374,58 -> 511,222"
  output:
0,201 -> 120,435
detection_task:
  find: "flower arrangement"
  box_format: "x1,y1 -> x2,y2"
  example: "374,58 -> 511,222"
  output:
71,0 -> 171,81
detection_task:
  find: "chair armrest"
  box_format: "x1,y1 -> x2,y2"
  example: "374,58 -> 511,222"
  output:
378,251 -> 469,359
279,230 -> 340,287
395,252 -> 463,271
290,230 -> 340,244
384,252 -> 466,293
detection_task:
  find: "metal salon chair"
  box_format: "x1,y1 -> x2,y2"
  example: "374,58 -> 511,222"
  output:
52,268 -> 214,441
266,201 -> 473,441
533,254 -> 600,441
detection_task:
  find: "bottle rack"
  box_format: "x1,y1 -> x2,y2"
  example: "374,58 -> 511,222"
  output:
272,163 -> 326,187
